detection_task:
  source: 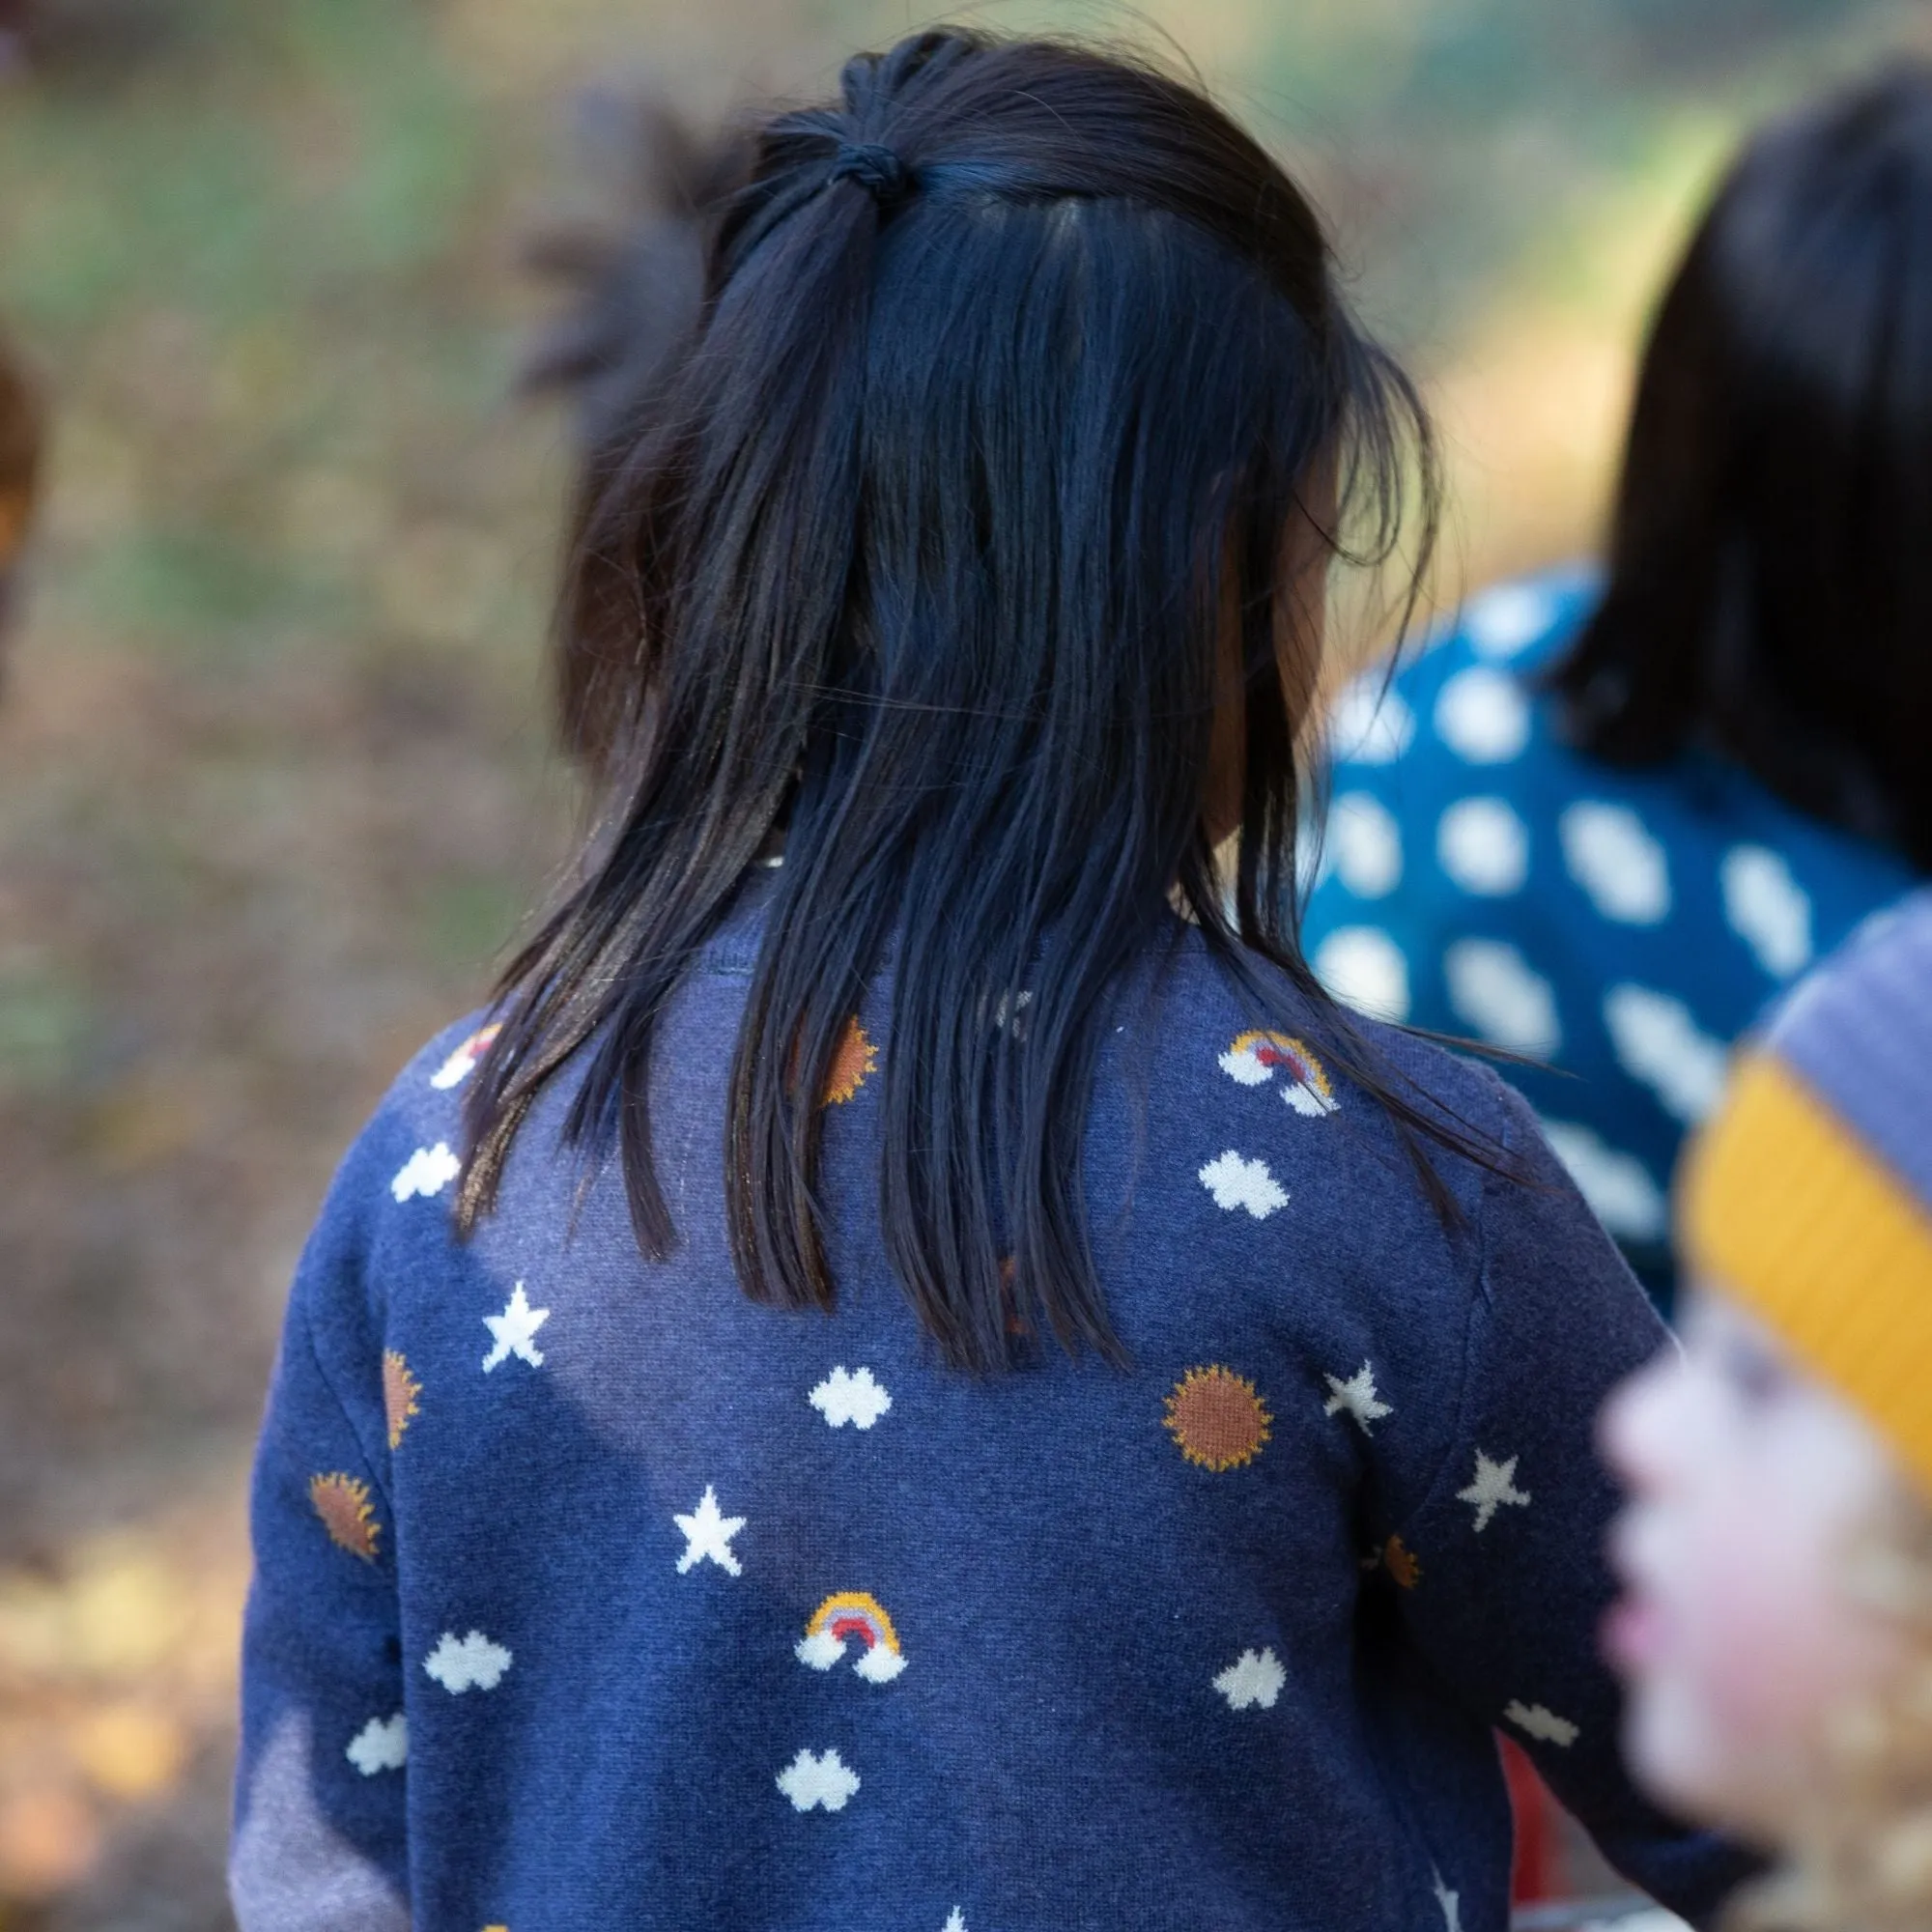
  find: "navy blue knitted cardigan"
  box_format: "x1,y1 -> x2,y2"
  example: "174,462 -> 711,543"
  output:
233,882 -> 1747,1929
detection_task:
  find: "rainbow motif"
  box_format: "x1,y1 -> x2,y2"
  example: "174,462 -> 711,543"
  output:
430,1022 -> 502,1091
1218,1031 -> 1339,1118
795,1590 -> 907,1684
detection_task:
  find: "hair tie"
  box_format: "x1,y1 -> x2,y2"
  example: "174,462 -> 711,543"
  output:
827,141 -> 909,206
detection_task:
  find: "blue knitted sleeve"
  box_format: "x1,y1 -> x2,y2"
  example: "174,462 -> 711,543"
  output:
230,1124 -> 411,1931
1386,1075 -> 1757,1925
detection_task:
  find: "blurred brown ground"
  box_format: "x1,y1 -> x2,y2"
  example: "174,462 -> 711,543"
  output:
0,0 -> 1924,1922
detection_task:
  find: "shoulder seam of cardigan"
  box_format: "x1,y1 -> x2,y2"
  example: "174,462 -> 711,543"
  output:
1386,1067 -> 1504,1539
295,1215 -> 399,1551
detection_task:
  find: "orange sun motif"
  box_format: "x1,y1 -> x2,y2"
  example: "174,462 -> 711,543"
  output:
1164,1366 -> 1272,1471
309,1472 -> 381,1562
822,1016 -> 879,1105
1383,1534 -> 1422,1591
384,1350 -> 421,1450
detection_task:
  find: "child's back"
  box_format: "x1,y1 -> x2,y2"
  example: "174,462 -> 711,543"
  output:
232,31 -> 1747,1929
238,892 -> 1738,1928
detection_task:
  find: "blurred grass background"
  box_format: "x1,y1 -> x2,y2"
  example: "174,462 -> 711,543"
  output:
0,0 -> 1923,1921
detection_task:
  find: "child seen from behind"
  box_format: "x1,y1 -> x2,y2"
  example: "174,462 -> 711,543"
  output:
233,33 -> 1747,1929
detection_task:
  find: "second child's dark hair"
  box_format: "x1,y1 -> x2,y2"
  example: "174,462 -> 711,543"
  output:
463,30 -> 1485,1370
1552,65 -> 1932,871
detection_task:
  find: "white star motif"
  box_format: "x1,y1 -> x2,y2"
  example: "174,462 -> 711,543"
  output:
1212,1646 -> 1287,1711
1322,1361 -> 1392,1435
1505,1699 -> 1579,1748
1457,1449 -> 1530,1532
674,1485 -> 746,1577
1432,1868 -> 1463,1932
481,1282 -> 550,1373
944,1913 -> 967,1932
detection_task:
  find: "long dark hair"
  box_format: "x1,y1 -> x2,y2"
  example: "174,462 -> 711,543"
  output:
463,30 -> 1481,1371
1551,64 -> 1932,871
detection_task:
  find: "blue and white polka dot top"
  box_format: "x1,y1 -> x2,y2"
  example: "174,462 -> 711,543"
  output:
1302,566 -> 1919,1311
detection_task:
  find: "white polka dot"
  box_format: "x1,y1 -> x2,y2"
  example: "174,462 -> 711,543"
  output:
1560,802 -> 1670,924
1329,793 -> 1402,899
1312,926 -> 1410,1022
1538,1118 -> 1667,1244
1434,666 -> 1530,764
1720,844 -> 1812,980
1604,983 -> 1729,1124
1464,582 -> 1556,660
1443,939 -> 1561,1055
1326,677 -> 1415,766
1437,797 -> 1529,896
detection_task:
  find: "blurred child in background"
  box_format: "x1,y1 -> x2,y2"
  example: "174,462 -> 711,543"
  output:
1302,69 -> 1932,1313
232,32 -> 1746,1929
520,94 -> 746,772
1605,893 -> 1932,1931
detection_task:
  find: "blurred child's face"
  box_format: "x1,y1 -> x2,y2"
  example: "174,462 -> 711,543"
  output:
1600,1290 -> 1909,1841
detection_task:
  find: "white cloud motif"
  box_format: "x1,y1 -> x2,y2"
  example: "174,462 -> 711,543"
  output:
776,1747 -> 861,1813
1328,792 -> 1403,898
1604,983 -> 1729,1124
390,1143 -> 460,1204
809,1365 -> 892,1430
1326,677 -> 1415,765
1443,940 -> 1561,1056
1463,582 -> 1555,660
1311,926 -> 1410,1022
1435,666 -> 1530,764
1539,1118 -> 1666,1243
1198,1151 -> 1289,1220
1505,1700 -> 1579,1748
1437,797 -> 1529,896
795,1627 -> 908,1685
345,1713 -> 407,1776
1560,802 -> 1670,923
1721,844 -> 1812,979
429,1027 -> 497,1090
795,1630 -> 844,1671
1213,1647 -> 1287,1711
423,1630 -> 512,1693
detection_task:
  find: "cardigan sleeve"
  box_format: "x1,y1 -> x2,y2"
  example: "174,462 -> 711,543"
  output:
1385,1076 -> 1757,1926
230,1136 -> 410,1931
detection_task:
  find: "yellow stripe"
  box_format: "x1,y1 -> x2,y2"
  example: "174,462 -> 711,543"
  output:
1684,1057 -> 1932,1496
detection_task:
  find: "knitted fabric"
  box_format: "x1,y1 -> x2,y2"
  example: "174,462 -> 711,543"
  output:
1682,894 -> 1932,1495
231,879 -> 1750,1930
